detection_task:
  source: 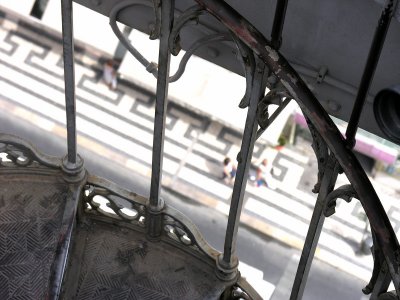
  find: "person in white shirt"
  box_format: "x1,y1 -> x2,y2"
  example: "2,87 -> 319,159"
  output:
222,157 -> 236,184
103,59 -> 117,90
256,159 -> 269,187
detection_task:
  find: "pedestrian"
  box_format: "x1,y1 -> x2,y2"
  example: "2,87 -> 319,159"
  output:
256,159 -> 270,187
222,157 -> 236,184
103,59 -> 117,90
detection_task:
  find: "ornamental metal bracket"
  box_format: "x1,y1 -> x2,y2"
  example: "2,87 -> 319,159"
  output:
0,134 -> 61,169
257,85 -> 291,129
305,116 -> 329,193
169,4 -> 205,55
169,32 -> 231,82
323,184 -> 358,217
109,0 -> 160,77
233,36 -> 256,109
363,231 -> 393,299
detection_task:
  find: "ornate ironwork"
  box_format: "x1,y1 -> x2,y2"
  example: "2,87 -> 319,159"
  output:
324,184 -> 358,217
190,0 -> 399,296
0,134 -> 61,169
0,143 -> 35,167
304,116 -> 329,194
233,36 -> 256,109
235,276 -> 263,300
107,0 -> 400,296
83,177 -> 147,228
257,86 -> 291,129
169,4 -> 205,55
1,0 -> 400,298
109,0 -> 159,77
82,175 -> 220,262
109,0 -> 259,109
163,206 -> 220,261
169,32 -> 231,82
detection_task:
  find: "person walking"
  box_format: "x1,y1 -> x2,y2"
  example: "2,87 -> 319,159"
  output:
222,157 -> 236,184
256,159 -> 270,187
103,59 -> 117,90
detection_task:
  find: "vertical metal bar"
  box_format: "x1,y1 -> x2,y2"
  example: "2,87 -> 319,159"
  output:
290,156 -> 339,300
61,0 -> 77,165
46,186 -> 81,299
345,0 -> 398,147
270,0 -> 288,49
219,61 -> 265,278
147,0 -> 174,239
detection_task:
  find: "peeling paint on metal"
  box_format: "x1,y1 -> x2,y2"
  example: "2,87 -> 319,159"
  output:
265,45 -> 279,62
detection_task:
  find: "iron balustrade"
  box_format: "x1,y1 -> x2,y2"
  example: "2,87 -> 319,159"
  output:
0,0 -> 398,298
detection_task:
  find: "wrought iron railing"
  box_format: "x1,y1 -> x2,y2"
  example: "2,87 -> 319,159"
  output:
1,0 -> 400,299
62,0 -> 400,298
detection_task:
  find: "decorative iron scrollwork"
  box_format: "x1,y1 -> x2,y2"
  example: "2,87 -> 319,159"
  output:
109,0 -> 160,77
83,184 -> 147,227
109,0 -> 258,108
169,33 -> 231,82
231,286 -> 251,300
162,207 -> 220,261
0,143 -> 34,167
305,116 -> 329,193
233,37 -> 256,109
163,214 -> 201,252
324,184 -> 358,217
257,86 -> 291,129
169,4 -> 205,55
362,230 -> 393,298
0,136 -> 60,169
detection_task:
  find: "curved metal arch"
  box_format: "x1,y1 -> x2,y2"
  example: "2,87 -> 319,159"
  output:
109,0 -> 257,105
169,32 -> 231,82
168,4 -> 205,56
324,184 -> 358,217
109,0 -> 159,77
193,0 -> 400,296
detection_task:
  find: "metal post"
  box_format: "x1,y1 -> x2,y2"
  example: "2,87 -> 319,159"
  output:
270,0 -> 288,49
290,156 -> 339,299
217,60 -> 265,281
61,0 -> 83,179
345,0 -> 398,148
61,0 -> 76,165
147,0 -> 174,240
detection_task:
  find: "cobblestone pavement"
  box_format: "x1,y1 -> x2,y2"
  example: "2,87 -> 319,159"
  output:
1,6 -> 400,288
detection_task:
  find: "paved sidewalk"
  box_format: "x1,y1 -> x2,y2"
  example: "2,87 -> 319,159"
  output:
1,6 -> 400,287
